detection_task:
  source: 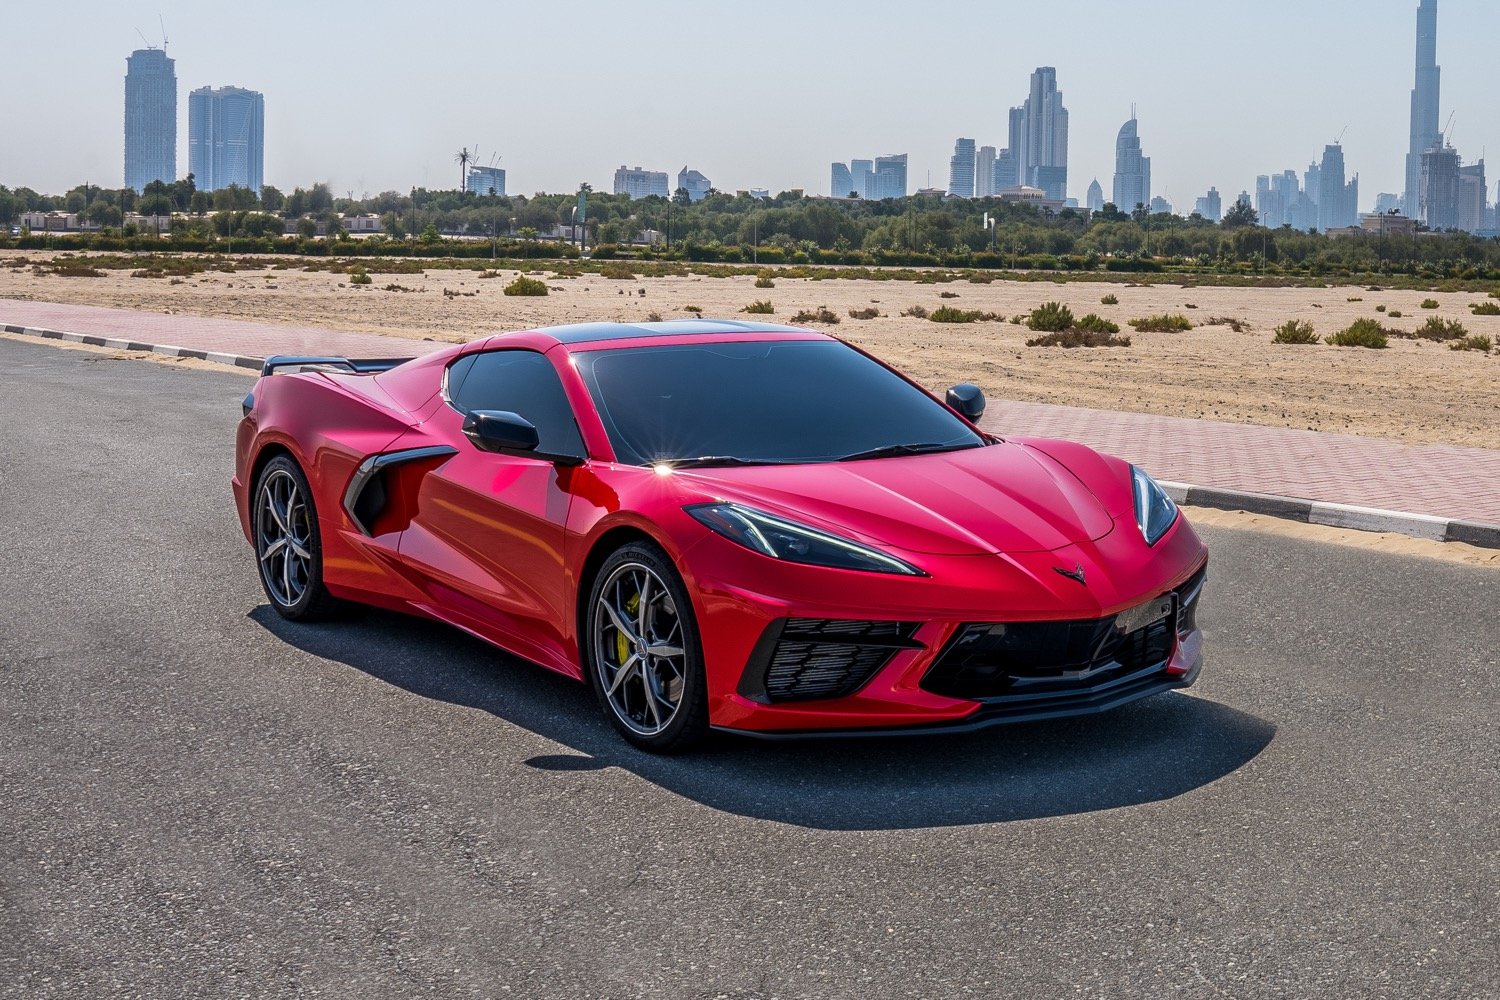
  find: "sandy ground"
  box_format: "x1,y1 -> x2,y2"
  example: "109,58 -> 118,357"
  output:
3,254 -> 1497,448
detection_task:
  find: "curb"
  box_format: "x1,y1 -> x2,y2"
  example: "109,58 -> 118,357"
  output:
1158,481 -> 1500,550
5,322 -> 1498,551
3,322 -> 262,371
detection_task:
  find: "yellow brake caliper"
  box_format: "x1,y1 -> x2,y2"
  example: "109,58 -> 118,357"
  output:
615,590 -> 641,664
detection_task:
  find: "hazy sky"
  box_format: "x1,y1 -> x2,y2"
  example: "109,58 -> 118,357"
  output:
3,0 -> 1497,210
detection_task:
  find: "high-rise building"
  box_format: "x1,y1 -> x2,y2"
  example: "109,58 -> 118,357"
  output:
188,86 -> 264,194
1112,116 -> 1150,213
994,149 -> 1018,190
613,165 -> 670,199
948,138 -> 976,198
1009,68 -> 1069,201
1194,187 -> 1222,222
851,159 -> 874,198
1405,0 -> 1442,217
466,165 -> 506,196
975,146 -> 996,198
1255,175 -> 1282,228
1374,192 -> 1403,214
1085,179 -> 1104,213
1420,144 -> 1460,229
123,48 -> 177,192
1456,161 -> 1486,233
1316,144 -> 1358,232
1149,196 -> 1172,216
831,162 -> 854,198
677,167 -> 712,202
868,154 -> 908,200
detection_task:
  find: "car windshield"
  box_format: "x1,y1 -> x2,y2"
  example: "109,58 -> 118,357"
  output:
573,339 -> 985,466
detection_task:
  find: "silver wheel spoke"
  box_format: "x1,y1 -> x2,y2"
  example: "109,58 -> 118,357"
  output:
636,573 -> 652,635
260,538 -> 287,563
647,643 -> 683,659
599,597 -> 637,644
606,654 -> 639,696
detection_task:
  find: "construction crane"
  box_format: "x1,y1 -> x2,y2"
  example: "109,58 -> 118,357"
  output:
1442,111 -> 1456,146
1333,125 -> 1348,146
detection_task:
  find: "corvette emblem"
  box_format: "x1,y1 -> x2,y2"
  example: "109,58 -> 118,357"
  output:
1053,563 -> 1087,585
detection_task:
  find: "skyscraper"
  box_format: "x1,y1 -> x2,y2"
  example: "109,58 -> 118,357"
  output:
1112,115 -> 1150,213
1456,161 -> 1487,233
851,159 -> 874,198
1318,144 -> 1359,231
831,162 -> 853,198
994,149 -> 1018,190
466,165 -> 506,196
869,154 -> 908,200
1085,179 -> 1104,213
975,146 -> 996,198
1420,144 -> 1461,229
1405,0 -> 1441,217
123,48 -> 177,192
1010,67 -> 1069,200
677,167 -> 712,202
188,86 -> 265,193
1194,188 -> 1222,222
612,166 -> 670,199
948,138 -> 976,198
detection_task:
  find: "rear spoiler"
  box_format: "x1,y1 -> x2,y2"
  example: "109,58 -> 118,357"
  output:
259,355 -> 416,377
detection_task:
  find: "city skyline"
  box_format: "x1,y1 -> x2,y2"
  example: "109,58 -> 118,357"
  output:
3,1 -> 1499,213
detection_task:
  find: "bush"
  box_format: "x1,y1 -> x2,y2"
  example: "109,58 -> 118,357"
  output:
1420,298 -> 1439,309
1449,335 -> 1492,353
754,271 -> 775,289
1026,301 -> 1074,332
848,307 -> 880,319
900,305 -> 928,318
1100,293 -> 1119,305
645,311 -> 663,322
1205,316 -> 1249,333
1412,316 -> 1467,341
742,300 -> 774,314
938,290 -> 960,299
1327,318 -> 1389,348
790,306 -> 840,324
1074,313 -> 1120,333
502,275 -> 547,296
1376,304 -> 1387,312
1026,330 -> 1132,348
682,304 -> 702,313
1129,313 -> 1193,332
348,269 -> 372,285
930,306 -> 1000,323
1469,301 -> 1500,315
1388,309 -> 1403,318
600,261 -> 635,279
1347,296 -> 1363,302
1272,320 -> 1319,344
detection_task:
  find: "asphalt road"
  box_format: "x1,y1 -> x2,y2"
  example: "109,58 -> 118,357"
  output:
1,336 -> 1496,1000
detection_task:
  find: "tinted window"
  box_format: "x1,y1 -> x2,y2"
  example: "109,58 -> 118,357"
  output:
448,350 -> 586,458
574,340 -> 983,466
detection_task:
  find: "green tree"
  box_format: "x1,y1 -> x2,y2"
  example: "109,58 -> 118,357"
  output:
260,185 -> 285,213
1222,200 -> 1259,228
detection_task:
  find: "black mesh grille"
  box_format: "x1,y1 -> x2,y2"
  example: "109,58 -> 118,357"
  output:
922,566 -> 1205,704
751,619 -> 921,703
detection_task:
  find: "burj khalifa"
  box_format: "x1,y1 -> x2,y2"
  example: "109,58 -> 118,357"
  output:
1404,0 -> 1441,218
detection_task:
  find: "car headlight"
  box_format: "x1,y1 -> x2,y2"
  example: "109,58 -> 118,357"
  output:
685,502 -> 925,576
1132,465 -> 1179,546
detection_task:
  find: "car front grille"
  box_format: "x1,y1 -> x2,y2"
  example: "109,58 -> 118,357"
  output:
921,564 -> 1206,706
742,618 -> 922,703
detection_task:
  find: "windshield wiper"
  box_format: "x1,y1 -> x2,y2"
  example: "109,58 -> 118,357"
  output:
836,442 -> 979,463
655,455 -> 793,469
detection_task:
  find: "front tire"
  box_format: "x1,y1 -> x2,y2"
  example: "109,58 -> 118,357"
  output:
584,542 -> 709,753
252,455 -> 341,621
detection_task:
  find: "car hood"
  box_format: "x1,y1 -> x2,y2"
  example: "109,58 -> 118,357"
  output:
679,442 -> 1115,555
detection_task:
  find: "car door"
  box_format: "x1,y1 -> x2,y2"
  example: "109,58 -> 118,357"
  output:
397,348 -> 588,674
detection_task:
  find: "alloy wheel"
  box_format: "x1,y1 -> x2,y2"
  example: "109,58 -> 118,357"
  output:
255,468 -> 314,608
591,562 -> 687,737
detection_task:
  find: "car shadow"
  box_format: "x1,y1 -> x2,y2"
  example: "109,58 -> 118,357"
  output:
250,606 -> 1275,831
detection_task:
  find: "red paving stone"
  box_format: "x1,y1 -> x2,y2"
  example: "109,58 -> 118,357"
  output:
5,299 -> 1498,527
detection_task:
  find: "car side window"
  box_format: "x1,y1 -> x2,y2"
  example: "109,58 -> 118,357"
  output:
447,350 -> 586,460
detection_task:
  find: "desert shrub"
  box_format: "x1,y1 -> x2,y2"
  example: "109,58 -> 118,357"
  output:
1074,313 -> 1120,333
348,269 -> 372,285
645,311 -> 663,322
1184,303 -> 1199,309
600,261 -> 635,279
1388,309 -> 1403,317
1100,293 -> 1119,305
442,287 -> 477,298
383,283 -> 418,292
1327,318 -> 1388,348
1449,335 -> 1492,353
790,306 -> 840,324
1272,320 -> 1319,344
1376,304 -> 1387,312
1129,313 -> 1193,332
502,275 -> 547,296
1412,316 -> 1467,341
754,271 -> 775,288
682,304 -> 702,313
1026,301 -> 1074,331
1419,298 -> 1439,309
1347,296 -> 1363,302
930,306 -> 1000,323
742,300 -> 774,314
1010,314 -> 1027,325
848,307 -> 881,319
1205,316 -> 1249,332
1469,301 -> 1500,315
53,265 -> 105,277
1026,330 -> 1132,348
1490,289 -> 1500,299
939,290 -> 960,299
478,269 -> 500,279
900,305 -> 928,318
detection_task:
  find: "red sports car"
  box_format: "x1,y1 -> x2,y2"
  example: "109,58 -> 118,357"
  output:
233,320 -> 1206,752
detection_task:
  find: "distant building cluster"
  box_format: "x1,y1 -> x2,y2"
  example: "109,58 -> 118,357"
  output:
124,48 -> 263,194
829,154 -> 908,200
613,166 -> 670,199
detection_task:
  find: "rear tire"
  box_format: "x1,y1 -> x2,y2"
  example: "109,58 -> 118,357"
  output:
584,542 -> 709,753
252,455 -> 342,621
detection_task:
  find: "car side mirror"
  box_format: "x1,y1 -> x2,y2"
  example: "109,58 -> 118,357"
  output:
463,410 -> 539,454
946,383 -> 986,422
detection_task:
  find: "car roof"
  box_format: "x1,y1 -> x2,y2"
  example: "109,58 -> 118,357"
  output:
511,319 -> 815,346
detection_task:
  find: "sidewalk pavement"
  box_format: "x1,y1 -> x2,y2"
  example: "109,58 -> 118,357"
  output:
5,299 -> 1497,541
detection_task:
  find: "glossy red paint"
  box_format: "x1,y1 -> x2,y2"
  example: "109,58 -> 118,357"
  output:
234,322 -> 1208,735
